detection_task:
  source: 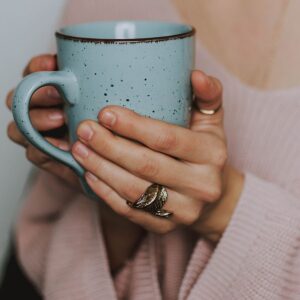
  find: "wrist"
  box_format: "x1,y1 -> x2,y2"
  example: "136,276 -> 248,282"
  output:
192,164 -> 245,243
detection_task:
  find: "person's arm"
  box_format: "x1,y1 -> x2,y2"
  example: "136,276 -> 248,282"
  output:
13,169 -> 77,289
5,53 -> 81,290
189,172 -> 300,299
6,1 -> 179,288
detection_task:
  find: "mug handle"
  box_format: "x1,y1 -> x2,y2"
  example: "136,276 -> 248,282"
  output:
12,71 -> 84,177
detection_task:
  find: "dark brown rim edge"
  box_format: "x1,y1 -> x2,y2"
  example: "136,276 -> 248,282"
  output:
55,25 -> 196,44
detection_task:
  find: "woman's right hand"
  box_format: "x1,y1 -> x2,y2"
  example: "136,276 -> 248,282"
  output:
6,54 -> 81,190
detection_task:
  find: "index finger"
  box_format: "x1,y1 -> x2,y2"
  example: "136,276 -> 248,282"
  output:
23,54 -> 57,77
97,106 -> 226,166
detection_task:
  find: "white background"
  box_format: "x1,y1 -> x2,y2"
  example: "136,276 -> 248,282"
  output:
0,0 -> 66,280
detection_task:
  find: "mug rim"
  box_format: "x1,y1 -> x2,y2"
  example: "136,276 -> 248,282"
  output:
55,20 -> 196,44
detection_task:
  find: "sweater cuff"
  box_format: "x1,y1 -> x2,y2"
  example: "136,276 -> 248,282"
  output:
192,172 -> 300,298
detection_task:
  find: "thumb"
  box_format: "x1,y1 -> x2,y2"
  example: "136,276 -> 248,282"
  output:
191,70 -> 223,113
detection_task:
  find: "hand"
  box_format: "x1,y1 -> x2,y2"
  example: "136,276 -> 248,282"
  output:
7,55 -> 146,273
6,54 -> 80,190
71,70 -> 244,239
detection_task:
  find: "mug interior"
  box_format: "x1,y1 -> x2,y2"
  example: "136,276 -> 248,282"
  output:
56,21 -> 194,42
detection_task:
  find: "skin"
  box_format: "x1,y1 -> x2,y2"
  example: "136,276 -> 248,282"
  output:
72,83 -> 242,236
18,0 -> 300,272
173,0 -> 300,89
6,55 -> 244,272
6,0 -> 300,278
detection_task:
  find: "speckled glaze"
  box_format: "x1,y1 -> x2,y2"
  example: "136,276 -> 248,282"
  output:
12,21 -> 195,198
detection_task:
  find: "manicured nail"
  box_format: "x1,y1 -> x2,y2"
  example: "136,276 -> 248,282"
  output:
73,142 -> 89,158
48,111 -> 64,120
86,172 -> 98,182
78,124 -> 94,141
47,87 -> 60,98
100,110 -> 116,127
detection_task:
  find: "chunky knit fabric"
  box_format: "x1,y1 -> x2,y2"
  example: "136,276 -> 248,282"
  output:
14,0 -> 300,299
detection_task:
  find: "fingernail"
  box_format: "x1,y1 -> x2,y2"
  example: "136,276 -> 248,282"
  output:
86,172 -> 98,182
58,142 -> 70,151
73,142 -> 89,158
78,124 -> 94,141
47,87 -> 60,98
100,110 -> 116,127
48,111 -> 64,120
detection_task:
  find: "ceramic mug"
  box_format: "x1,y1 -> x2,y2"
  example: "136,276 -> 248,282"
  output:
12,20 -> 195,198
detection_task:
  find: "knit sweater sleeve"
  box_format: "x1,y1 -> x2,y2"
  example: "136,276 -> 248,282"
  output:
14,170 -> 78,289
189,172 -> 300,300
13,0 -> 174,291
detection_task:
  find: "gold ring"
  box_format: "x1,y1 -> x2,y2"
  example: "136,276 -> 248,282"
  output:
193,94 -> 222,115
199,103 -> 222,115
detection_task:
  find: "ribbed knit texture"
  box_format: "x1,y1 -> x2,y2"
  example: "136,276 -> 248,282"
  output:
14,0 -> 300,299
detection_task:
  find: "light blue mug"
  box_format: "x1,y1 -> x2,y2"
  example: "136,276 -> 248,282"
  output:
12,21 -> 195,198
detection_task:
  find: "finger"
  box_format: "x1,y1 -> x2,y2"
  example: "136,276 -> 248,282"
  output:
191,70 -> 222,112
26,137 -> 70,166
26,141 -> 79,189
96,106 -> 225,166
84,173 -> 176,234
23,54 -> 57,76
6,89 -> 14,110
8,118 -> 68,148
41,159 -> 80,189
72,141 -> 203,225
30,86 -> 62,107
76,121 -> 189,192
29,108 -> 65,131
75,121 -> 221,201
7,121 -> 29,147
6,87 -> 62,111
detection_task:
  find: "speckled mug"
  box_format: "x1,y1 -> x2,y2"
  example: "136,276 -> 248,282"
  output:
12,21 -> 195,198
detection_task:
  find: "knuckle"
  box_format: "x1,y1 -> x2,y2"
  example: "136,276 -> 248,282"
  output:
121,204 -> 135,219
204,179 -> 223,203
213,144 -> 228,168
183,206 -> 203,226
137,155 -> 159,178
122,184 -> 142,202
153,131 -> 178,152
191,166 -> 223,203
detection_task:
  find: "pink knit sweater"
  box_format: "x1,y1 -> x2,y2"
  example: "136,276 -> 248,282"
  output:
15,0 -> 300,299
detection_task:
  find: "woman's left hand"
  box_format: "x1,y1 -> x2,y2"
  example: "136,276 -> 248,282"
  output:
72,70 -> 244,242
